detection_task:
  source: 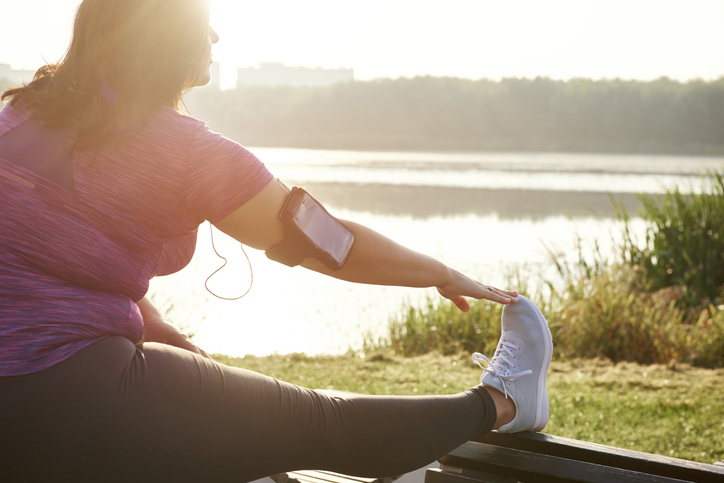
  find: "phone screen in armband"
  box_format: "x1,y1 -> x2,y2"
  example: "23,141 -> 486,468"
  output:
292,193 -> 354,266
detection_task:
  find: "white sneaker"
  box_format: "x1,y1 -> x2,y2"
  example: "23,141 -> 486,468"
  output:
472,295 -> 553,433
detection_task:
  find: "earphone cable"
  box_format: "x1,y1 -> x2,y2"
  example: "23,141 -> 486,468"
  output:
205,223 -> 253,300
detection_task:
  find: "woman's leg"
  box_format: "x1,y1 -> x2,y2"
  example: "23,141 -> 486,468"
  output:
0,336 -> 498,483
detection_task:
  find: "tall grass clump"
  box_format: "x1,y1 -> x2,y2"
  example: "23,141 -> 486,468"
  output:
619,170 -> 724,308
378,298 -> 504,357
367,274 -> 546,357
550,260 -> 724,367
372,170 -> 724,367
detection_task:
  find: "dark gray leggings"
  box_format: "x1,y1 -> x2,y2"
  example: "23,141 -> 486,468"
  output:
0,336 -> 496,483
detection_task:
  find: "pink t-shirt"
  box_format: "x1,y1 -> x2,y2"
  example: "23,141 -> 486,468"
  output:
0,104 -> 273,376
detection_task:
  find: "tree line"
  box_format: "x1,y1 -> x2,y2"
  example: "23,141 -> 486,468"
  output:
4,74 -> 723,155
185,76 -> 724,155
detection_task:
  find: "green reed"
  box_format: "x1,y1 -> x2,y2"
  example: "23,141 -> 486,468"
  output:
373,297 -> 504,357
364,273 -> 539,358
618,170 -> 724,308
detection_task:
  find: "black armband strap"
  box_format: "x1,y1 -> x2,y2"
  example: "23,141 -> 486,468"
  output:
265,187 -> 354,271
265,231 -> 308,267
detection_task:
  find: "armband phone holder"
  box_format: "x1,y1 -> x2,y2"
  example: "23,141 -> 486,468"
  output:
265,187 -> 354,271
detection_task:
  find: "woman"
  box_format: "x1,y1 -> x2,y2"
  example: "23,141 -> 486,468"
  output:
0,0 -> 553,481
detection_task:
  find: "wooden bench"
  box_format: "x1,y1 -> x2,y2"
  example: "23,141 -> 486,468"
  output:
425,432 -> 724,483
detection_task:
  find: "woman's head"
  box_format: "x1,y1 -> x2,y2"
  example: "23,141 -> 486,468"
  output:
69,0 -> 214,98
2,0 -> 216,146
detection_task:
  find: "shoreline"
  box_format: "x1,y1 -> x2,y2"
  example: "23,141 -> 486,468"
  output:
250,146 -> 724,176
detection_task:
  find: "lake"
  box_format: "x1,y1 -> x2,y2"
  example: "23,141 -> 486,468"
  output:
147,149 -> 724,357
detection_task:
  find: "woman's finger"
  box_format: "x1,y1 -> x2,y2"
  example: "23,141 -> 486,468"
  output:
451,295 -> 471,312
480,283 -> 517,299
171,333 -> 199,353
493,290 -> 518,304
477,285 -> 517,304
438,275 -> 518,310
176,334 -> 214,360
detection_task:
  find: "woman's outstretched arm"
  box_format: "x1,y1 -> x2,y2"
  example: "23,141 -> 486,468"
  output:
214,179 -> 517,311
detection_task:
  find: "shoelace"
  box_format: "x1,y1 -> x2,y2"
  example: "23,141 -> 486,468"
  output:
472,341 -> 532,399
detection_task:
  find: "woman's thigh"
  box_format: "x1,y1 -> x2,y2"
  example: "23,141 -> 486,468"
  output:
1,336 -> 304,481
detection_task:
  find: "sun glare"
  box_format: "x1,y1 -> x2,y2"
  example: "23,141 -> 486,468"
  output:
207,0 -> 724,84
1,0 -> 723,86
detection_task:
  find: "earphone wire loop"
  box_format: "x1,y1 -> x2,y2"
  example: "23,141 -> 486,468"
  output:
205,223 -> 253,301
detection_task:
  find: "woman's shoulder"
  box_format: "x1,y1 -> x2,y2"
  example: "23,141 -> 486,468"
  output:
131,106 -> 221,157
132,107 -> 254,169
145,106 -> 248,156
147,106 -> 207,135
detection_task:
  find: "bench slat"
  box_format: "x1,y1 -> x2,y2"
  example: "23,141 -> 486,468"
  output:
439,440 -> 693,483
462,432 -> 724,482
427,467 -> 516,483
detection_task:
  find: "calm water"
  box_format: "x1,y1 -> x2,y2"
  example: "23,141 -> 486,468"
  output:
147,149 -> 724,357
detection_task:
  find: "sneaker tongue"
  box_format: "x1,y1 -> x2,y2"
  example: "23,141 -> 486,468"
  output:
481,368 -> 506,395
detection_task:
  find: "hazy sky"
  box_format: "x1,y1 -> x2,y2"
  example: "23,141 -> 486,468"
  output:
1,0 -> 723,89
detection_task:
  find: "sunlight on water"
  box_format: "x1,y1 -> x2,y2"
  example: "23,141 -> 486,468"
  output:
268,165 -> 701,194
256,148 -> 724,194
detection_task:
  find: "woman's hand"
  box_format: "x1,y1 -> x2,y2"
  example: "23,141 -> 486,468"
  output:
142,318 -> 211,359
137,296 -> 211,359
436,269 -> 518,312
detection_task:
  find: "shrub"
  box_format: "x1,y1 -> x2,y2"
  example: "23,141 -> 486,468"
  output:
551,264 -> 724,367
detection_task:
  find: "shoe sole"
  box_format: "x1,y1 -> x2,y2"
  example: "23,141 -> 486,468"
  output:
531,305 -> 554,432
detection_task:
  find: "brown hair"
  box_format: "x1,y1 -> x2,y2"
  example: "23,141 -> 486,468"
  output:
2,0 -> 211,148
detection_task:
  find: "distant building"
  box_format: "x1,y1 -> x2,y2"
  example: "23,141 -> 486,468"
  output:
0,64 -> 36,85
237,62 -> 353,88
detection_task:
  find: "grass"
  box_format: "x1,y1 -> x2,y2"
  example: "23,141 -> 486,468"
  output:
548,358 -> 724,463
213,351 -> 724,465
